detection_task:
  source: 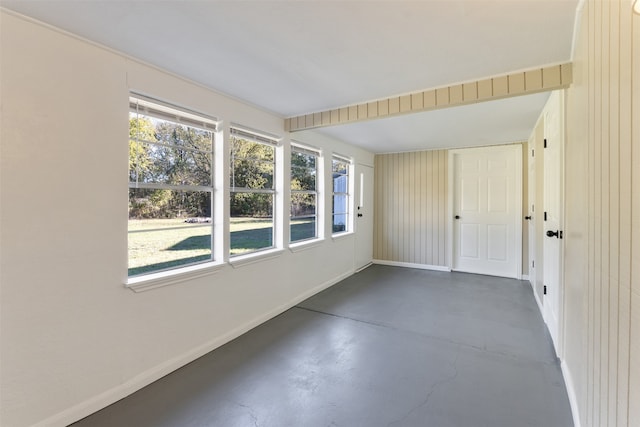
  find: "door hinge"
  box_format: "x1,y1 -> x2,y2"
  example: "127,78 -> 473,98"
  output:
532,149 -> 535,157
544,138 -> 548,148
532,260 -> 535,268
544,285 -> 547,295
544,211 -> 548,221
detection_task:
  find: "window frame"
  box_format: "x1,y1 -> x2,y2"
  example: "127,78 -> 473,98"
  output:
229,126 -> 280,258
331,154 -> 352,236
127,93 -> 220,283
290,142 -> 321,245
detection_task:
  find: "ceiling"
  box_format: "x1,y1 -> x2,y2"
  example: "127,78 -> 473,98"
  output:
1,0 -> 579,153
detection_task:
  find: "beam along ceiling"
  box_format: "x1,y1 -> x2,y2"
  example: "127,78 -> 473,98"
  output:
1,0 -> 579,153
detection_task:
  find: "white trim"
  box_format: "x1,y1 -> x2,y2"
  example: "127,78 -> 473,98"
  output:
126,261 -> 225,292
331,231 -> 354,241
373,259 -> 451,272
561,360 -> 582,427
570,0 -> 587,61
521,274 -> 530,281
355,262 -> 373,273
33,269 -> 354,427
530,277 -> 544,319
288,238 -> 324,252
228,248 -> 285,268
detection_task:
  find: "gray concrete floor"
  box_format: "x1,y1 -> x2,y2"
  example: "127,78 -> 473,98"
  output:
72,265 -> 573,427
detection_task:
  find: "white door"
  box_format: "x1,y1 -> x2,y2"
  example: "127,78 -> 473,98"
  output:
451,145 -> 522,278
354,164 -> 374,271
528,138 -> 536,290
543,91 -> 564,353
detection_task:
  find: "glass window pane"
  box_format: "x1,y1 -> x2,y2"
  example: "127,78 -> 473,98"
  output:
332,194 -> 348,215
333,174 -> 348,193
231,157 -> 274,189
231,137 -> 275,161
332,159 -> 348,174
133,143 -> 212,186
291,217 -> 317,243
128,188 -> 212,276
230,137 -> 275,190
291,193 -> 316,218
230,192 -> 274,256
291,166 -> 316,191
292,151 -> 316,169
129,114 -> 213,186
332,214 -> 348,233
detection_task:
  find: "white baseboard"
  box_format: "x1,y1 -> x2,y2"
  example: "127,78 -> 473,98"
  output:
530,280 -> 544,316
33,270 -> 354,427
372,259 -> 451,272
561,360 -> 582,427
521,274 -> 530,281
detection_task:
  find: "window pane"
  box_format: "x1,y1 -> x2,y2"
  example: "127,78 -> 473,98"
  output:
332,194 -> 348,215
332,159 -> 348,174
291,218 -> 317,243
333,174 -> 348,193
230,192 -> 274,256
332,214 -> 348,233
230,137 -> 275,189
231,157 -> 274,189
291,193 -> 316,218
292,151 -> 316,169
129,114 -> 212,186
128,188 -> 212,276
291,165 -> 316,191
133,143 -> 211,186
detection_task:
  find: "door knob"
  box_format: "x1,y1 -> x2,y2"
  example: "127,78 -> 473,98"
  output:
357,213 -> 363,217
525,216 -> 532,220
546,230 -> 559,238
455,215 -> 460,219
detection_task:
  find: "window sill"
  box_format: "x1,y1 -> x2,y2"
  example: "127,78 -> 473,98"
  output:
126,261 -> 225,293
289,238 -> 324,252
331,231 -> 354,241
229,248 -> 285,268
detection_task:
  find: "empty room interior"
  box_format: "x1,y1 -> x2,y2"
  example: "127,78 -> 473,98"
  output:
1,1 -> 639,427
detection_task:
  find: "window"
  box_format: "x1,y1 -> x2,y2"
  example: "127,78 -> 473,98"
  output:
128,94 -> 217,277
230,127 -> 278,256
332,155 -> 351,234
290,144 -> 319,243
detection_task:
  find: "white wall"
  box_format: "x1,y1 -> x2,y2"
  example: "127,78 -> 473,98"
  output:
562,1 -> 640,426
0,11 -> 373,427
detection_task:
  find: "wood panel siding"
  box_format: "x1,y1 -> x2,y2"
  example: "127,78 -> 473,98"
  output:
373,150 -> 447,268
286,63 -> 572,132
562,1 -> 639,426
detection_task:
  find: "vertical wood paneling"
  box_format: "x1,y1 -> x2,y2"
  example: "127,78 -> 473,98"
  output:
628,5 -> 640,426
621,2 -> 636,426
563,2 -> 637,427
373,149 -> 447,267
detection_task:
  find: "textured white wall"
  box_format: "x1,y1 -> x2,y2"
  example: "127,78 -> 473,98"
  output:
562,1 -> 640,426
0,12 -> 373,427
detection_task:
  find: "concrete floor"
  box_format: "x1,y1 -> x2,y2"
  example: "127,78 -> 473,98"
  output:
72,265 -> 574,427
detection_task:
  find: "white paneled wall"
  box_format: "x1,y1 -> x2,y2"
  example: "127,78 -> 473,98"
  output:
563,1 -> 639,426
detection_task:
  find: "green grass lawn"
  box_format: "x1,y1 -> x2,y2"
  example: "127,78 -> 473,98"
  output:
128,217 -> 314,276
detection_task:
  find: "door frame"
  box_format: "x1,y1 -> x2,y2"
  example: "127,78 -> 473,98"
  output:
354,162 -> 374,271
541,90 -> 566,357
447,144 -> 523,279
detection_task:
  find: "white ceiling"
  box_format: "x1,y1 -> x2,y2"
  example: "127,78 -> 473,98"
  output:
1,0 -> 579,153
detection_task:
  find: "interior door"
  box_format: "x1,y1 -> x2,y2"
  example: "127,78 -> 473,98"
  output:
543,91 -> 564,353
354,163 -> 374,271
452,145 -> 522,278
